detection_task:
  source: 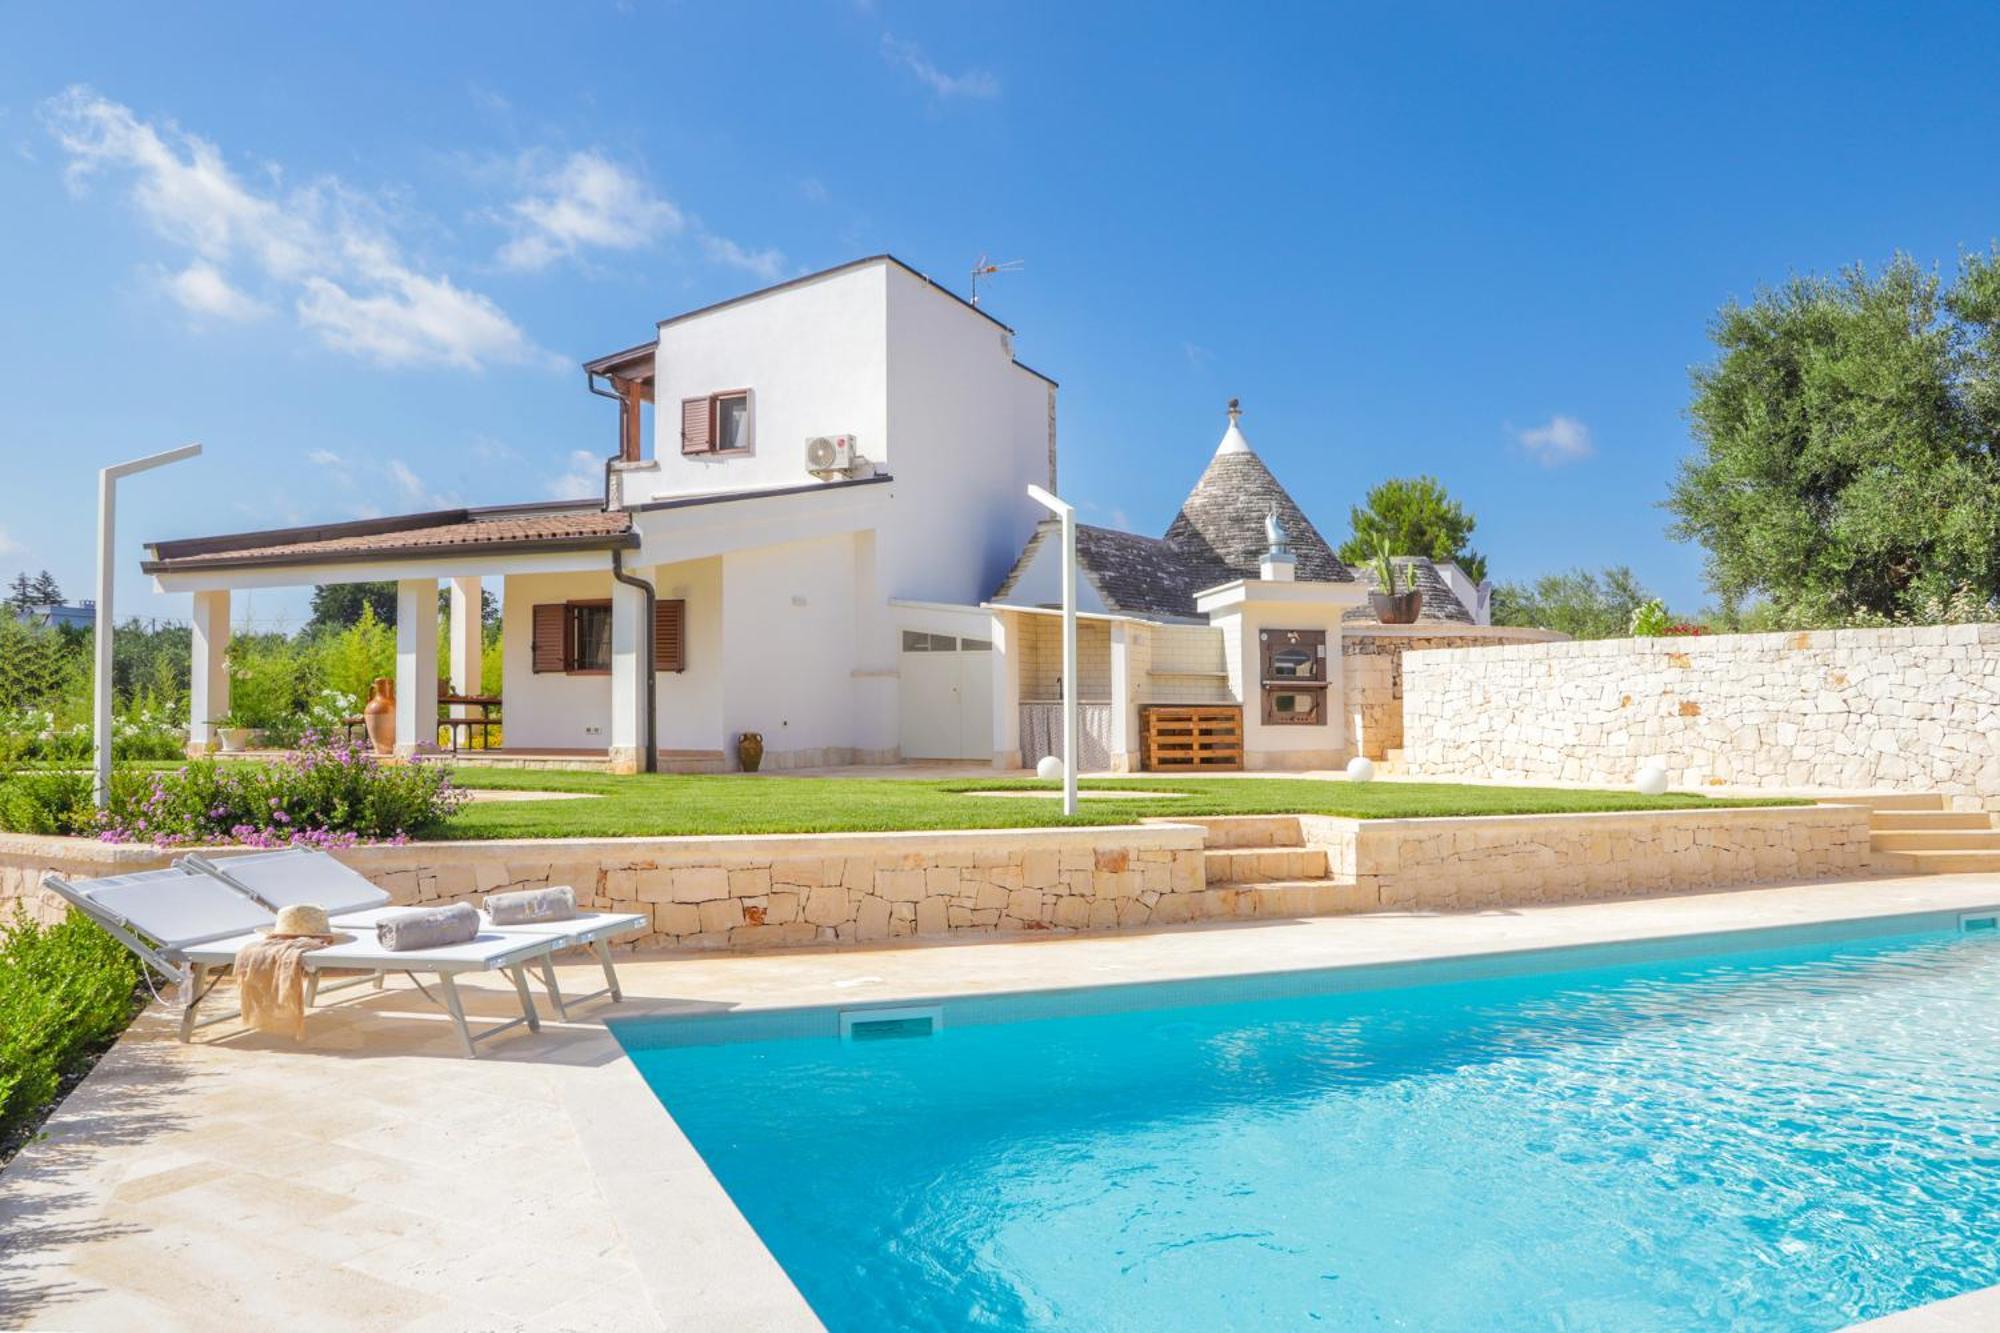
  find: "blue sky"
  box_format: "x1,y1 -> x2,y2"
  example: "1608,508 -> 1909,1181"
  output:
4,3 -> 1998,626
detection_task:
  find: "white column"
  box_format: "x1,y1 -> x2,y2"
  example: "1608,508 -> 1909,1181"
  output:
990,610 -> 1022,770
187,589 -> 230,756
394,578 -> 439,756
1108,621 -> 1145,773
608,577 -> 646,773
448,576 -> 481,707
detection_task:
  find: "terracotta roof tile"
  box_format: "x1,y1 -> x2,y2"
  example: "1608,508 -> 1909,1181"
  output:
146,508 -> 633,571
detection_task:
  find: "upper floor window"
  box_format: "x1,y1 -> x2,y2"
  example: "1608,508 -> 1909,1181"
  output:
681,390 -> 752,456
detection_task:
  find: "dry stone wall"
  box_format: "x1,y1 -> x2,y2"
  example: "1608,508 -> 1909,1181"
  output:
1343,628 -> 1562,760
1404,624 -> 2000,809
2,827 -> 1207,952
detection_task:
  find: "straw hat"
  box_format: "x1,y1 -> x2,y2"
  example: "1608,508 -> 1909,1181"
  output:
261,903 -> 340,939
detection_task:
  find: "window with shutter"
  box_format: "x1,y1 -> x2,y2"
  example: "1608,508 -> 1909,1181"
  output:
681,397 -> 711,454
531,603 -> 567,673
654,599 -> 686,673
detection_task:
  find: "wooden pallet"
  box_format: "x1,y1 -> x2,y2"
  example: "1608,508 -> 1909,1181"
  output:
1142,705 -> 1244,772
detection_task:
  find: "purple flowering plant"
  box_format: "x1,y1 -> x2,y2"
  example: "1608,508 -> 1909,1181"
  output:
94,730 -> 465,848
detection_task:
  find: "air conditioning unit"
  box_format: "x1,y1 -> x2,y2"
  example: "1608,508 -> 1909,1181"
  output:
805,434 -> 857,475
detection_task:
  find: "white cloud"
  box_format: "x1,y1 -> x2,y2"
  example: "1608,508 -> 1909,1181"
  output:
700,235 -> 786,282
799,176 -> 828,204
1513,414 -> 1594,466
498,149 -> 685,271
0,527 -> 22,558
547,449 -> 604,501
306,448 -> 343,467
165,261 -> 268,321
386,459 -> 456,509
880,34 -> 1000,100
43,85 -> 542,371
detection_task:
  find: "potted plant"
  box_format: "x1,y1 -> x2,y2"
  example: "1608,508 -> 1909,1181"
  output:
1368,543 -> 1423,624
213,711 -> 260,753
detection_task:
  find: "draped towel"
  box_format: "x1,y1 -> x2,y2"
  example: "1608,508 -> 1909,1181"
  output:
234,935 -> 336,1041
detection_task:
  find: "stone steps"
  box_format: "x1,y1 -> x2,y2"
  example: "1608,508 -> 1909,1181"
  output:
1854,794 -> 2000,874
1871,830 -> 2000,853
1871,810 -> 1994,831
1203,879 -> 1379,917
1851,792 -> 1951,812
1872,849 -> 2000,875
1203,847 -> 1329,884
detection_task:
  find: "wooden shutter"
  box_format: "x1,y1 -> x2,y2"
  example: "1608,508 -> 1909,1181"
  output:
653,599 -> 686,673
531,603 -> 568,673
680,396 -> 711,454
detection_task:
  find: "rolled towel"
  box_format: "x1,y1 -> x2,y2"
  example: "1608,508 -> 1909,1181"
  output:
485,885 -> 577,926
375,902 -> 480,952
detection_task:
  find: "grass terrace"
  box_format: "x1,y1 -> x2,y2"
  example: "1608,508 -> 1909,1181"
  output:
441,770 -> 1800,840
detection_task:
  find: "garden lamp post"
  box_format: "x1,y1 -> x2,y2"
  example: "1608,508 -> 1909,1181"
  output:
1026,483 -> 1078,817
95,443 -> 202,807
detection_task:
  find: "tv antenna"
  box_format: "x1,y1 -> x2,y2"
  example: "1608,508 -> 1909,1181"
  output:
970,254 -> 1023,306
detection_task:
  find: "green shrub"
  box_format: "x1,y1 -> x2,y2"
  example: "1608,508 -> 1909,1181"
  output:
96,732 -> 465,848
0,909 -> 141,1149
0,767 -> 147,837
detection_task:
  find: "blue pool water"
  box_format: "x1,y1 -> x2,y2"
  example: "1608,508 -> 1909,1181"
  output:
617,924 -> 2000,1331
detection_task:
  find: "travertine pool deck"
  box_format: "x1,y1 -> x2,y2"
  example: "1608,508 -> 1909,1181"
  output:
6,872 -> 2000,1331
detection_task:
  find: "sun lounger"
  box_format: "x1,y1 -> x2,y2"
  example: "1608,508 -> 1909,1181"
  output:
178,848 -> 647,1020
42,865 -> 554,1057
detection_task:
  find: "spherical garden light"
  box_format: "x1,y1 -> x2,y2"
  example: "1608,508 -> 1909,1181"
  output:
1346,756 -> 1376,783
1036,754 -> 1065,781
1636,763 -> 1670,797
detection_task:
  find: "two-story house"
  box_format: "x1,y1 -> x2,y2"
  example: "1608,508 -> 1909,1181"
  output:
145,256 -> 1057,772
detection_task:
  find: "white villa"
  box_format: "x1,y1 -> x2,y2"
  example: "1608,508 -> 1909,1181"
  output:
145,255 -> 1550,774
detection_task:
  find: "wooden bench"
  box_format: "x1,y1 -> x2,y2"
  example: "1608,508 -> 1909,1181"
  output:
1141,704 -> 1244,772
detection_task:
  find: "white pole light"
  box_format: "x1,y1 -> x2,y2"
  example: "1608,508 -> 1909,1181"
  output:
1026,484 -> 1079,817
95,443 -> 202,807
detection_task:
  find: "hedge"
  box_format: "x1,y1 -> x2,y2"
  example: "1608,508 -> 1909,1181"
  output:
0,909 -> 142,1158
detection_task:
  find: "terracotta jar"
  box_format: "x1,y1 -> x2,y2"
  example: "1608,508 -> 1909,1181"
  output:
736,731 -> 764,773
363,677 -> 396,753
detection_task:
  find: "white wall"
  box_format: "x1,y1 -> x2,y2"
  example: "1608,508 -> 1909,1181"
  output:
646,264 -> 890,500
882,264 -> 1051,606
651,556 -> 725,758
719,533 -> 866,766
501,571 -> 616,750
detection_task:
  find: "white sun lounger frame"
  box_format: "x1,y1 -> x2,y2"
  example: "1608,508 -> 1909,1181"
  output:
177,849 -> 646,1020
40,865 -> 552,1058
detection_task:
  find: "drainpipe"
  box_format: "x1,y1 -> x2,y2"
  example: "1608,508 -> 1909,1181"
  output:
611,548 -> 658,773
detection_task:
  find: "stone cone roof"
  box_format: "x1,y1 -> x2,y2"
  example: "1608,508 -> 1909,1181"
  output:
1163,434 -> 1351,587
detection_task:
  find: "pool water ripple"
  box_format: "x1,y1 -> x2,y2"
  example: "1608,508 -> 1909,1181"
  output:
622,930 -> 2000,1330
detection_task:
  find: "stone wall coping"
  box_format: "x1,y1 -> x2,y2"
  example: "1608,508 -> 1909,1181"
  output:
1333,802 -> 1860,836
2,821 -> 1210,871
1344,624 -> 1568,643
1404,620 -> 2000,665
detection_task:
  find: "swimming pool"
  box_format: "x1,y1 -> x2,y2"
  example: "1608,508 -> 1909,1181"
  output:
615,915 -> 2000,1331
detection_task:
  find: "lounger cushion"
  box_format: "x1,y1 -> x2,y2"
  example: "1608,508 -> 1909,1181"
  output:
375,903 -> 480,952
485,886 -> 577,925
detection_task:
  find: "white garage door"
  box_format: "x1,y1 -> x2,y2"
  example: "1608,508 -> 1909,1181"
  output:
899,631 -> 994,761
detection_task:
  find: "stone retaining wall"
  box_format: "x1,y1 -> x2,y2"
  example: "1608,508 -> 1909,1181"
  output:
2,826 -> 1207,951
1,803 -> 1871,949
1306,803 -> 1870,912
1404,624 -> 2000,809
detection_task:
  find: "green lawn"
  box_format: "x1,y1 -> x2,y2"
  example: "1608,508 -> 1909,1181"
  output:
441,769 -> 1798,840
